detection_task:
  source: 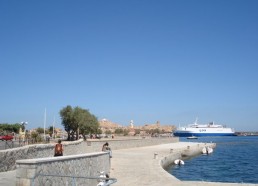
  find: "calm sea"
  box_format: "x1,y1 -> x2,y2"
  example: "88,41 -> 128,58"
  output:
165,136 -> 258,184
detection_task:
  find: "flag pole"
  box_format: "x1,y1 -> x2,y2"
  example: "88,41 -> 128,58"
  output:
53,116 -> 55,139
44,108 -> 46,140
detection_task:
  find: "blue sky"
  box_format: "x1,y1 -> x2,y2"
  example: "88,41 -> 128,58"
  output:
1,0 -> 257,131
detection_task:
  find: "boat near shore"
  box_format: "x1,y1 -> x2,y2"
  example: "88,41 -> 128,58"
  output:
202,146 -> 213,154
174,159 -> 185,165
173,119 -> 236,137
187,136 -> 198,139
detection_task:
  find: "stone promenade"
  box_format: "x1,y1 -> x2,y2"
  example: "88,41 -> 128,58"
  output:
1,141 -> 258,186
109,142 -> 257,186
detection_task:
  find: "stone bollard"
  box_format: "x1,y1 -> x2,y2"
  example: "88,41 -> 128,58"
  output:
154,152 -> 158,159
170,149 -> 173,153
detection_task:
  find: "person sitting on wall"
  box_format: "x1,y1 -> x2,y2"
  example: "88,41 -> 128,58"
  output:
102,142 -> 112,158
54,139 -> 64,157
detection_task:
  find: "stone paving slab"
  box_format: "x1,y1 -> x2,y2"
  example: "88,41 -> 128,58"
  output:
0,170 -> 16,186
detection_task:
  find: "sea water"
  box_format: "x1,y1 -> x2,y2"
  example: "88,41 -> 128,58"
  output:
165,136 -> 258,184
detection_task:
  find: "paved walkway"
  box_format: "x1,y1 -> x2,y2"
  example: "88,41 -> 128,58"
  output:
110,142 -> 258,186
0,170 -> 15,186
1,142 -> 257,186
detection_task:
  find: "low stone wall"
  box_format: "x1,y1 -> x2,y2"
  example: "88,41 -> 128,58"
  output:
0,139 -> 86,172
85,137 -> 179,152
16,152 -> 110,186
160,143 -> 216,168
0,137 -> 178,172
13,137 -> 178,185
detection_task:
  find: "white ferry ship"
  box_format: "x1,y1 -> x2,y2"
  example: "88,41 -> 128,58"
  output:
173,119 -> 236,137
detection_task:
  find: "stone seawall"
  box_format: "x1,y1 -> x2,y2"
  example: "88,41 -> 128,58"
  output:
160,143 -> 216,168
16,152 -> 110,186
85,137 -> 179,152
0,139 -> 86,172
0,137 -> 178,172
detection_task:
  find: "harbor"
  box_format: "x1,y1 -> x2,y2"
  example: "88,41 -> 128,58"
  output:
1,139 -> 258,186
110,142 -> 257,186
171,136 -> 258,184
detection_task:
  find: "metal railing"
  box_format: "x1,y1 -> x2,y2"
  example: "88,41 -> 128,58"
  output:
31,173 -> 117,186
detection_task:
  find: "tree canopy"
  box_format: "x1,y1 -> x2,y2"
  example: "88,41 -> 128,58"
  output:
0,123 -> 21,134
60,105 -> 99,141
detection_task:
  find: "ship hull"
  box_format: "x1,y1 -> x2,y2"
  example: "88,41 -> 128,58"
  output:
173,120 -> 236,137
173,131 -> 236,137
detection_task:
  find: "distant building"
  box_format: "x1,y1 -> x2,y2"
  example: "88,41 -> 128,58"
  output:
99,118 -> 176,136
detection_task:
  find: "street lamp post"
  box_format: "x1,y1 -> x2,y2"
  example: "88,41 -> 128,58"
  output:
20,121 -> 28,132
20,121 -> 28,145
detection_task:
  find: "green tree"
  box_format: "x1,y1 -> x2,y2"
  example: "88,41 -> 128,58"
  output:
31,131 -> 38,139
78,109 -> 99,140
134,129 -> 141,135
105,130 -> 112,135
48,126 -> 56,137
123,129 -> 129,136
153,128 -> 160,134
60,105 -> 74,140
60,105 -> 99,141
31,131 -> 43,143
0,123 -> 20,134
148,128 -> 160,135
36,127 -> 44,134
114,128 -> 123,134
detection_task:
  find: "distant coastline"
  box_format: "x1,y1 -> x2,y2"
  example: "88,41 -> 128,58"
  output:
235,132 -> 258,136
